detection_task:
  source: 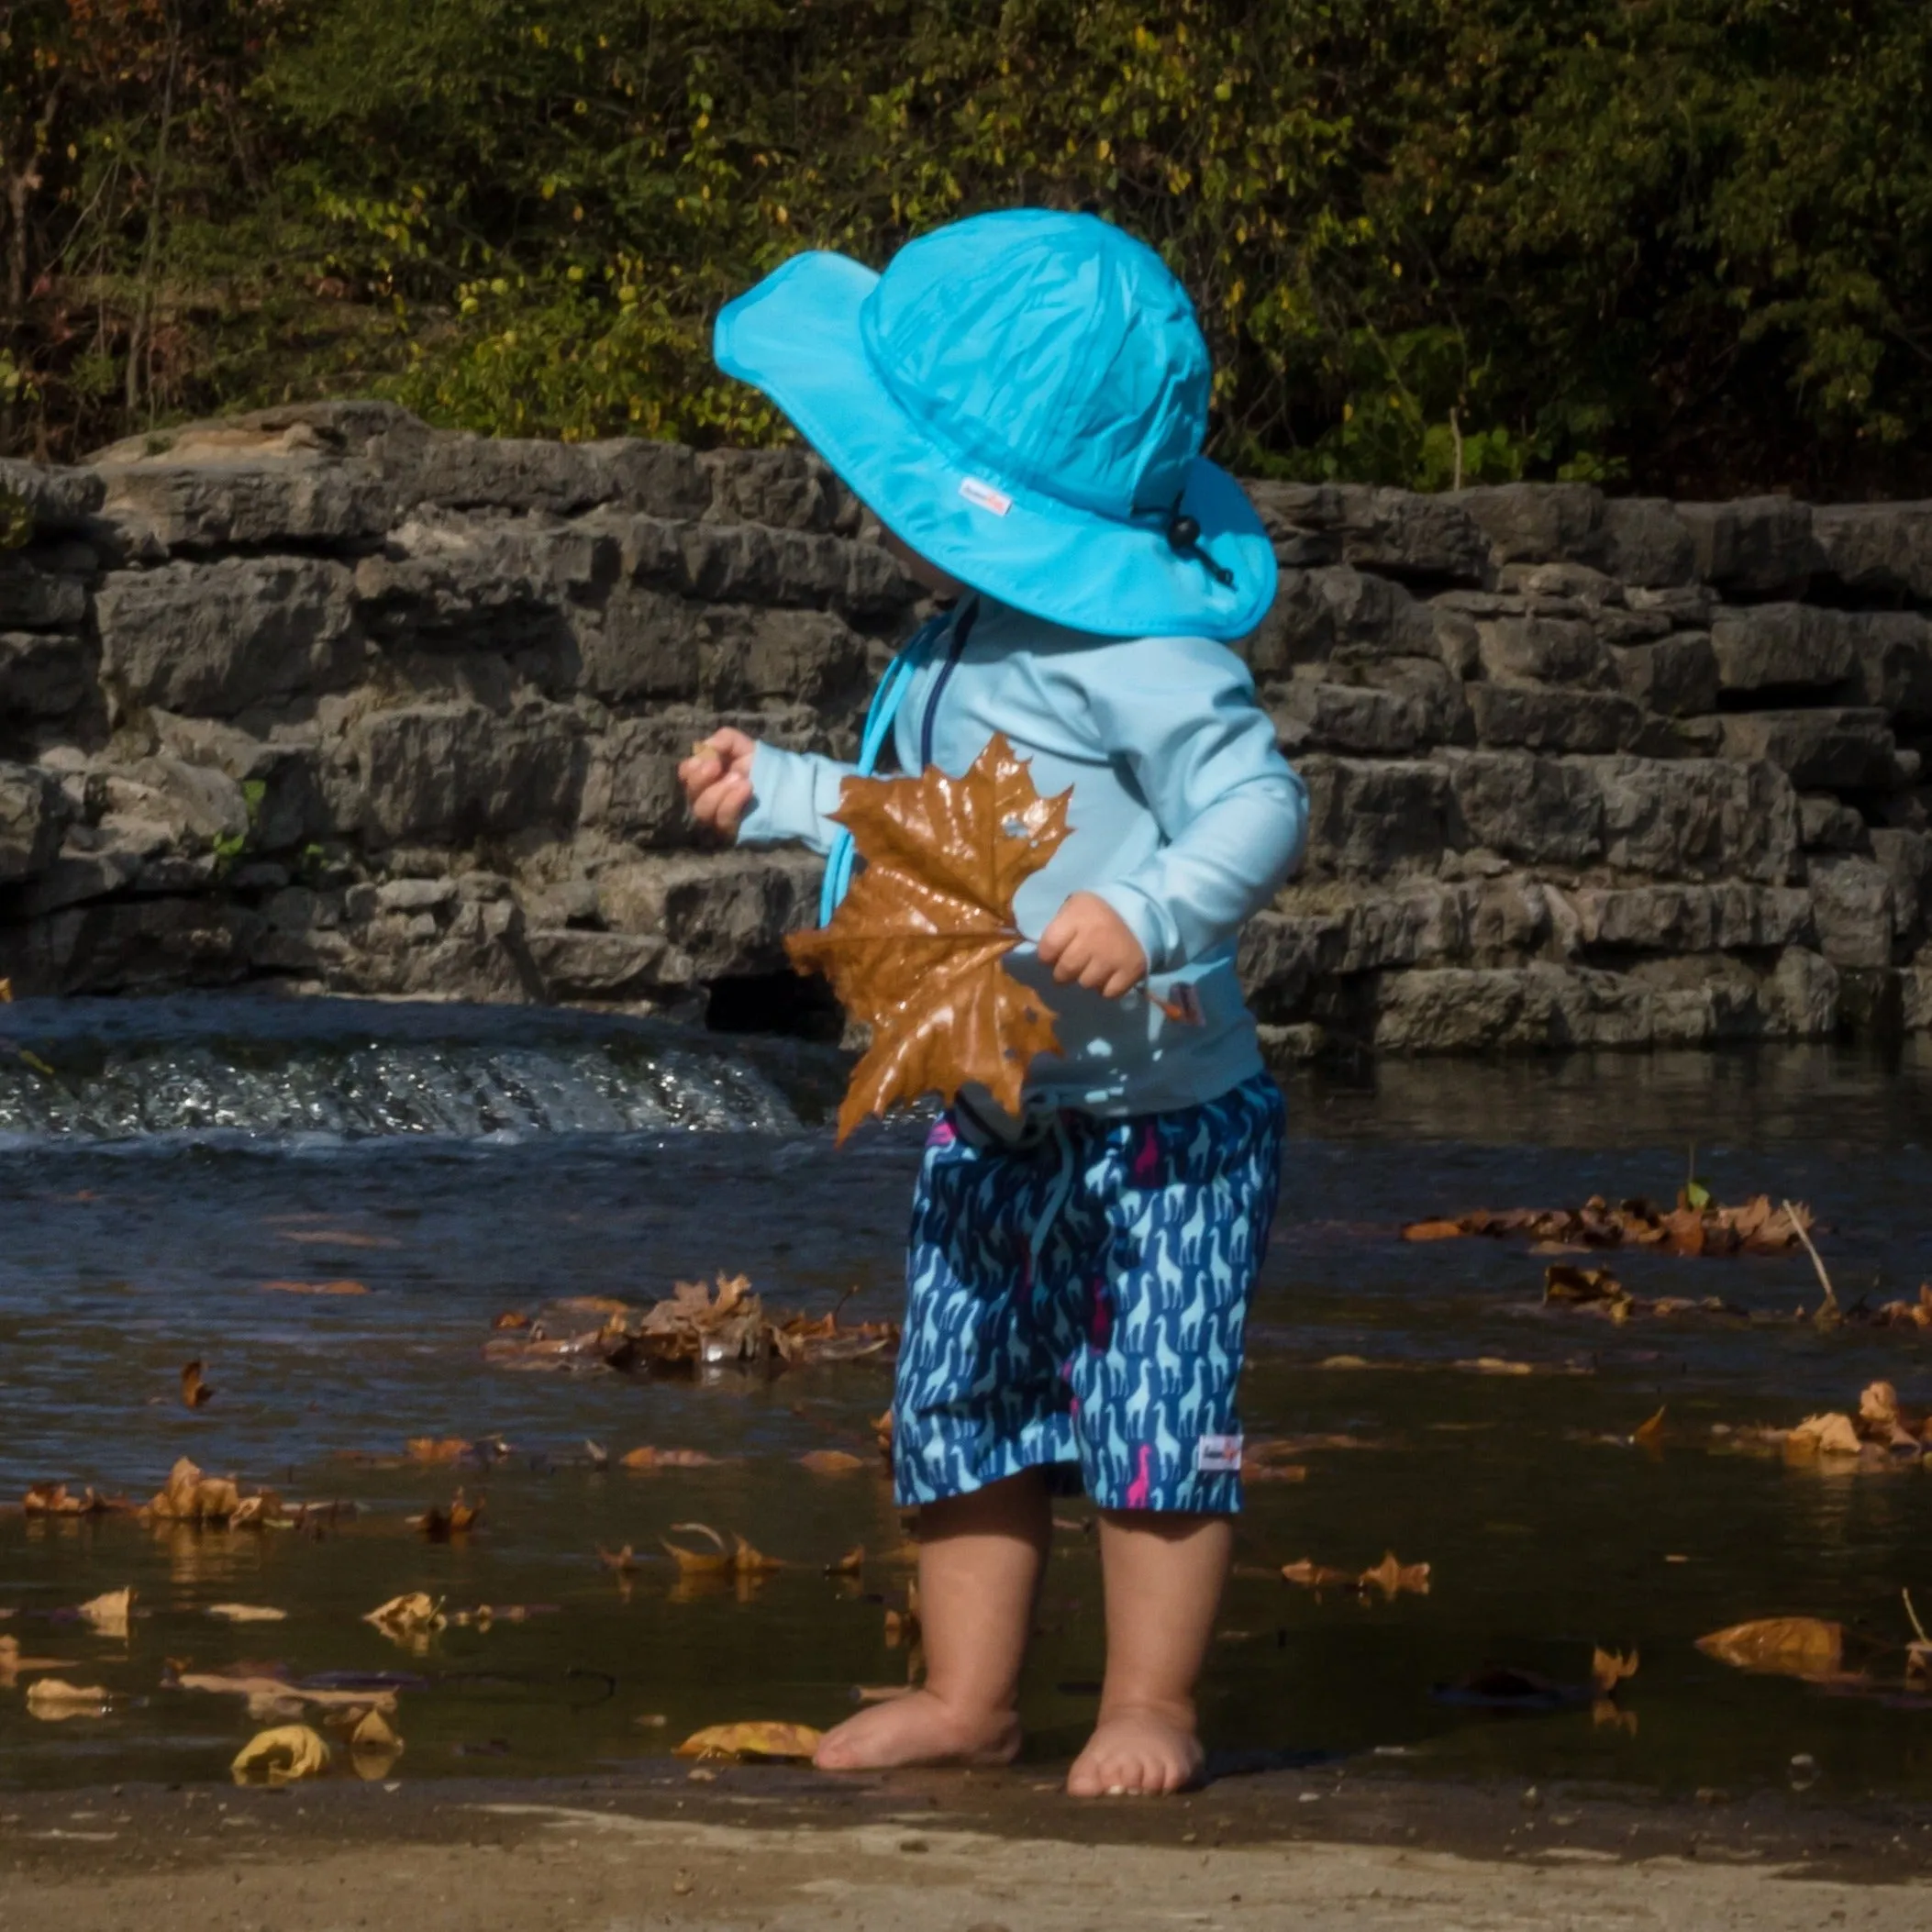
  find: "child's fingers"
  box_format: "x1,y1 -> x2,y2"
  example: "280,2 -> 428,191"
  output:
1100,963 -> 1141,999
693,772 -> 749,827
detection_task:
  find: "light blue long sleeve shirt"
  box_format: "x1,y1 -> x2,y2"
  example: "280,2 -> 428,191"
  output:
738,596 -> 1307,1119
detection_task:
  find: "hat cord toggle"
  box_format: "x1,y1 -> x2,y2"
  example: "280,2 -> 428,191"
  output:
1164,504 -> 1235,590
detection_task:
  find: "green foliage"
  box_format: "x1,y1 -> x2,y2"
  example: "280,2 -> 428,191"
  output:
0,486 -> 30,550
3,1 -> 1932,494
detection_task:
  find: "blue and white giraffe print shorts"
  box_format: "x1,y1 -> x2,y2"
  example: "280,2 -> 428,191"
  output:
893,1073 -> 1285,1516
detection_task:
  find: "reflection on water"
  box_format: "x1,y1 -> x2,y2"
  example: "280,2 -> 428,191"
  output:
2,999 -> 1930,1795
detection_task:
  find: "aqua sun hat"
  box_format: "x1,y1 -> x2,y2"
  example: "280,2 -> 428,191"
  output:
712,208 -> 1276,640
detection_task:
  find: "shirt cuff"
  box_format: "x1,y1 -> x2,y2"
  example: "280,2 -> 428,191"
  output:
1092,881 -> 1180,979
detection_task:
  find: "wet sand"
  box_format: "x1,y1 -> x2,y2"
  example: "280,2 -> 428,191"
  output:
1,1762 -> 1926,1930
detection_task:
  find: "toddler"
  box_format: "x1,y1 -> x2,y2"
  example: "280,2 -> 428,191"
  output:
679,210 -> 1306,1795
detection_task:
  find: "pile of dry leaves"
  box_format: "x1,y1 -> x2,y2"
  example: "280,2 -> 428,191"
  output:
1405,1193 -> 1814,1257
483,1275 -> 897,1376
1717,1381 -> 1932,1465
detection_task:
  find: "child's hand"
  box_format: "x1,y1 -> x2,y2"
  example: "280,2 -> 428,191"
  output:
679,728 -> 759,835
1037,891 -> 1148,999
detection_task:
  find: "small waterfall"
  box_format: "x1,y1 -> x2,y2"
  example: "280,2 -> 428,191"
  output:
0,996 -> 831,1144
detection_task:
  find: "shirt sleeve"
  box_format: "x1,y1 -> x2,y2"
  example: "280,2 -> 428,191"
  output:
1076,633 -> 1308,974
734,742 -> 860,857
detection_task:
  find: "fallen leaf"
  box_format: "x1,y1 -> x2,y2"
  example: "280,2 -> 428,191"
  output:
673,1721 -> 823,1762
1696,1616 -> 1845,1679
76,1587 -> 132,1638
596,1544 -> 638,1574
583,1438 -> 610,1471
1404,1194 -> 1815,1258
784,731 -> 1071,1141
661,1523 -> 733,1576
364,1593 -> 445,1641
180,1360 -> 214,1409
824,1545 -> 866,1576
492,1310 -> 531,1330
1543,1263 -> 1626,1307
350,1708 -> 403,1759
621,1446 -> 722,1470
411,1491 -> 483,1539
554,1295 -> 635,1317
1592,1646 -> 1640,1695
25,1678 -> 110,1719
1632,1405 -> 1668,1448
1281,1560 -> 1360,1591
798,1449 -> 867,1476
231,1724 -> 330,1783
165,1666 -> 395,1715
261,1279 -> 369,1295
1788,1413 -> 1861,1457
23,1482 -> 109,1516
206,1603 -> 287,1624
733,1534 -> 783,1574
1359,1552 -> 1432,1599
1400,1219 -> 1467,1242
405,1438 -> 472,1464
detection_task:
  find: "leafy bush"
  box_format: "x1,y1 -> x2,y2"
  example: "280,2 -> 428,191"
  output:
3,1 -> 1930,495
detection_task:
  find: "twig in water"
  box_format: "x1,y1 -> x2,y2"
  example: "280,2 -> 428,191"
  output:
1783,1199 -> 1838,1312
1904,1587 -> 1930,1649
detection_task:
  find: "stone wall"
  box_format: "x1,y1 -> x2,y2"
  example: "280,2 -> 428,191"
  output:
4,400 -> 1931,1057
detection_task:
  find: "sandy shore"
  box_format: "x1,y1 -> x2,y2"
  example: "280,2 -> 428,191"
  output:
1,1761 -> 1926,1931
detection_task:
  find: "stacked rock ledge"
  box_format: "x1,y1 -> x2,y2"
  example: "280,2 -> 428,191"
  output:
4,408 -> 1931,1059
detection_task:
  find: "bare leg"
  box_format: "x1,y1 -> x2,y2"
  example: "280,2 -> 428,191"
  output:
814,1469 -> 1049,1771
1066,1511 -> 1231,1796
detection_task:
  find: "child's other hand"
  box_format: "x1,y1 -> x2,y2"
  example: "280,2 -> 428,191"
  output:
679,728 -> 759,835
1037,891 -> 1147,999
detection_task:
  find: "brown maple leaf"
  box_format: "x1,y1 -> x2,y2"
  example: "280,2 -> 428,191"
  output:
786,731 -> 1071,1142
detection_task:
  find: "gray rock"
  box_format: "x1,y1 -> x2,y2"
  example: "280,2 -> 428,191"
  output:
1566,882 -> 1815,953
1600,497 -> 1697,588
1709,605 -> 1858,694
1845,611 -> 1932,725
1476,616 -> 1616,689
575,583 -> 704,703
1320,485 -> 1489,582
701,449 -> 849,532
98,458 -> 393,553
581,706 -> 818,848
350,703 -> 585,844
1469,683 -> 1646,754
1717,709 -> 1900,791
669,520 -> 917,621
1295,755 -> 1460,876
0,761 -> 60,883
1762,947 -> 1841,1036
1459,483 -> 1606,566
412,434 -> 709,520
0,459 -> 106,533
1371,963 -> 1670,1053
1812,502 -> 1932,600
1445,749 -> 1604,866
1595,754 -> 1801,883
1249,566 -> 1438,677
1806,853 -> 1897,967
1870,827 -> 1932,938
0,554 -> 89,630
1676,497 -> 1816,594
594,851 -> 820,979
525,927 -> 675,1002
700,606 -> 867,707
1273,678 -> 1439,757
1609,634 -> 1718,716
0,631 -> 93,718
1625,583 -> 1718,627
96,557 -> 362,716
1799,794 -> 1869,852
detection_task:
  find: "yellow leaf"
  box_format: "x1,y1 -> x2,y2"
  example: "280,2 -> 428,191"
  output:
25,1679 -> 110,1720
798,1449 -> 867,1475
231,1724 -> 331,1783
1633,1405 -> 1667,1447
364,1593 -> 445,1641
1788,1413 -> 1861,1456
1696,1616 -> 1845,1679
673,1721 -> 822,1762
77,1587 -> 132,1638
206,1603 -> 287,1623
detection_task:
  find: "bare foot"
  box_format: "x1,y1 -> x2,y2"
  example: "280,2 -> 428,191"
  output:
1065,1703 -> 1204,1796
814,1689 -> 1021,1772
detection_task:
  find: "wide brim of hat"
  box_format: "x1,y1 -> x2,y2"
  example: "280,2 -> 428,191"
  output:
713,250 -> 1277,641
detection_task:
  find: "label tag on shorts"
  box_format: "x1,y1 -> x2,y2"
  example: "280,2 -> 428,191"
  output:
1195,1432 -> 1243,1474
959,476 -> 1013,516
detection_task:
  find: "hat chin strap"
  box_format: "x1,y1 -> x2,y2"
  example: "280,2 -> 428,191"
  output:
1163,502 -> 1235,590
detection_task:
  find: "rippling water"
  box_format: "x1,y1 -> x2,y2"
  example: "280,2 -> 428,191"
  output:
2,994 -> 1930,1798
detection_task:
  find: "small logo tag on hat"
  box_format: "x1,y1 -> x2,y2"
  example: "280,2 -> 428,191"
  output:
959,476 -> 1012,516
1195,1432 -> 1243,1474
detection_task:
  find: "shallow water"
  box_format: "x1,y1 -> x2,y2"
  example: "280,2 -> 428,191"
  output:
2,995 -> 1930,1797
